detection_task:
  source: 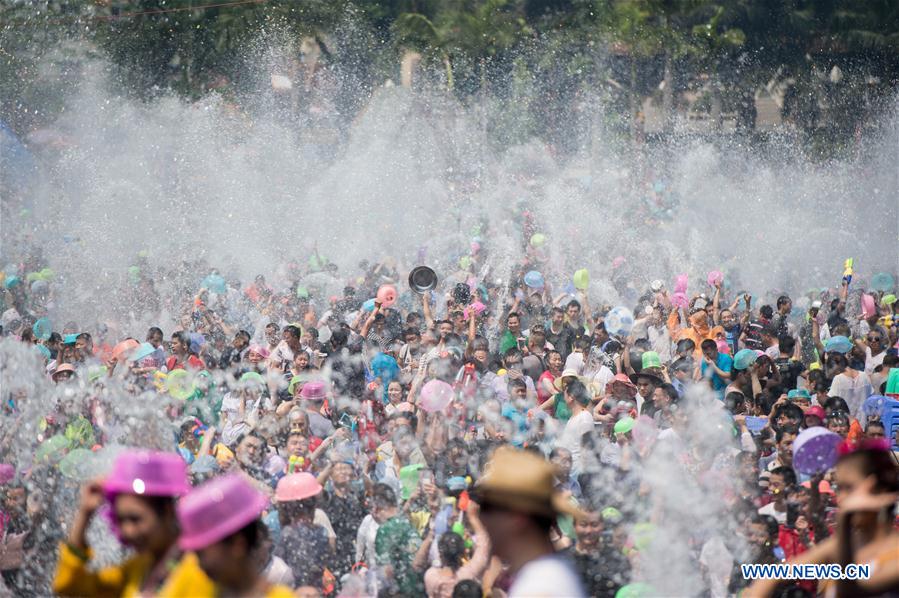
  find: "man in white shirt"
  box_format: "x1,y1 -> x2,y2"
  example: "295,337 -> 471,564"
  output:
474,447 -> 586,598
556,379 -> 595,473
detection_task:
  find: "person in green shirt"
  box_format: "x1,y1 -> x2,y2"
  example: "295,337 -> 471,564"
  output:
499,312 -> 526,355
373,484 -> 431,596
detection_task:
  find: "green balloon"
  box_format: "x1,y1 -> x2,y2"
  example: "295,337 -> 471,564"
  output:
35,434 -> 72,464
58,448 -> 95,480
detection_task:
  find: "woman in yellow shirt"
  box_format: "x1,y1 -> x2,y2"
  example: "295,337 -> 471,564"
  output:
177,473 -> 294,597
53,450 -> 214,597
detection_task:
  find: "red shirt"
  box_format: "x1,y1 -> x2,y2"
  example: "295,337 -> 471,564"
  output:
166,354 -> 205,371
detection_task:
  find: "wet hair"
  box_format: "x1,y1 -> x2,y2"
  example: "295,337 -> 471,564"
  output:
823,396 -> 850,415
769,466 -> 797,487
551,306 -> 564,316
507,312 -> 520,322
760,305 -> 774,320
773,404 -> 804,427
452,580 -> 483,598
658,383 -> 679,404
329,328 -> 348,349
700,338 -> 717,351
372,483 -> 397,508
776,425 -> 800,444
757,514 -> 780,540
725,392 -> 746,414
508,377 -> 527,392
76,332 -> 91,343
827,411 -> 850,427
807,368 -> 825,386
438,531 -> 465,571
567,299 -> 581,311
388,410 -> 418,431
172,331 -> 190,351
278,497 -> 317,527
503,348 -> 523,362
676,338 -> 696,353
776,296 -> 791,309
565,379 -> 591,406
778,335 -> 796,354
236,330 -> 251,343
671,357 -> 693,373
284,325 -> 301,340
543,350 -> 561,369
837,447 -> 899,495
265,322 -> 280,332
865,420 -> 886,434
403,327 -> 420,339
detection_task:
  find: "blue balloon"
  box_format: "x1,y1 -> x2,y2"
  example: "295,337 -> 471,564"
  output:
524,270 -> 544,289
202,274 -> 227,294
33,318 -> 52,341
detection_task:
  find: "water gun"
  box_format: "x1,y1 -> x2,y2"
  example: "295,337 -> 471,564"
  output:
288,455 -> 306,473
842,258 -> 853,286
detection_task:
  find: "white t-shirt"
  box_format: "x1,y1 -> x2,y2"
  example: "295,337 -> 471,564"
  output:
509,554 -> 586,598
557,409 -> 594,472
828,372 -> 872,419
865,347 -> 886,377
355,514 -> 380,566
758,502 -> 787,525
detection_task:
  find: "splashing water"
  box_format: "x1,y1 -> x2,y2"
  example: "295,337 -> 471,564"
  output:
2,35 -> 898,596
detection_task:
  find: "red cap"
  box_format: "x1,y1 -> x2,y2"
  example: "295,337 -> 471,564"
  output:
804,406 -> 825,421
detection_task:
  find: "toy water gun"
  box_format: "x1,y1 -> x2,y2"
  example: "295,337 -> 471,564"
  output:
842,258 -> 854,286
288,455 -> 305,473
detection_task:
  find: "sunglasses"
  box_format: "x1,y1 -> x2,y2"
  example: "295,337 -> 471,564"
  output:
867,337 -> 882,343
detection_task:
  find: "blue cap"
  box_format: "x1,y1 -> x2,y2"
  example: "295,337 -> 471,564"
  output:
824,335 -> 852,354
733,348 -> 758,371
787,389 -> 811,400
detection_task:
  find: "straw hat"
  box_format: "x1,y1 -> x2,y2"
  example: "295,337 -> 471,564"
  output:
552,368 -> 580,393
472,447 -> 582,519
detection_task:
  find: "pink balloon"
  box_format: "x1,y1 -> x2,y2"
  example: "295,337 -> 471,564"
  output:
861,294 -> 876,318
420,380 -> 454,413
707,270 -> 723,287
376,284 -> 397,308
671,292 -> 689,309
465,301 -> 486,320
716,339 -> 731,355
674,274 -> 688,294
612,256 -> 626,269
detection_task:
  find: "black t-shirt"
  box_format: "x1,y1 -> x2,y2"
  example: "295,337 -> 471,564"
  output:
563,543 -> 630,598
275,522 -> 331,588
322,487 -> 367,576
773,357 -> 804,392
546,324 -> 576,360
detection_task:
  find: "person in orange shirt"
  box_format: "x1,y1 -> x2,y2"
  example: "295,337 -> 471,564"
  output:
667,301 -> 717,361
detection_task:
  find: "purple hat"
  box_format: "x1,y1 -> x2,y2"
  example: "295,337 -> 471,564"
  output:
177,474 -> 269,551
299,380 -> 328,401
0,463 -> 15,485
103,450 -> 190,500
793,427 -> 842,475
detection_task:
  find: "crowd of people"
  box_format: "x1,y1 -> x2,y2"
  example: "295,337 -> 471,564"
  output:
1,245 -> 898,597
